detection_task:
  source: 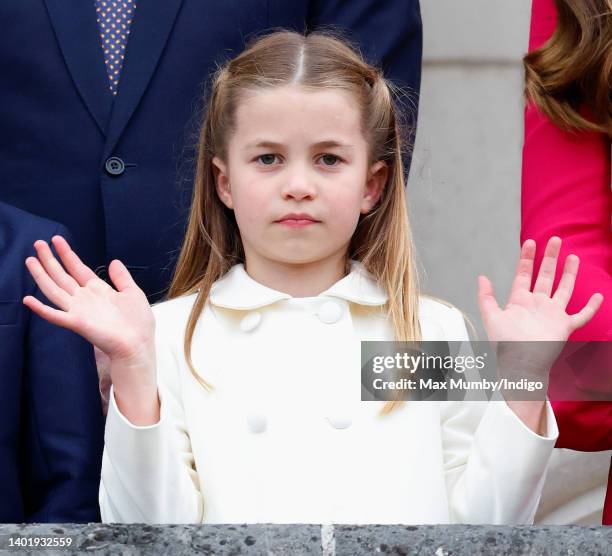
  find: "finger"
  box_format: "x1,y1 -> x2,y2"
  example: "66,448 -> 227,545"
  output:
570,293 -> 604,330
533,236 -> 562,297
51,235 -> 98,287
108,259 -> 138,293
477,275 -> 501,319
22,295 -> 74,330
508,239 -> 536,301
34,240 -> 79,295
25,257 -> 72,310
552,254 -> 579,308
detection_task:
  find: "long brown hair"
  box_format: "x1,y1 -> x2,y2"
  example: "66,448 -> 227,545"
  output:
167,29 -> 421,415
523,0 -> 612,135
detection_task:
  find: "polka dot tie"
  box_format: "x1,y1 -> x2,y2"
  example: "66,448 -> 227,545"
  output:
95,0 -> 137,95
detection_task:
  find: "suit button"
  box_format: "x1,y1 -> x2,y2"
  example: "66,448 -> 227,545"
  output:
240,311 -> 261,332
246,413 -> 267,434
326,415 -> 352,429
317,300 -> 342,324
105,156 -> 125,176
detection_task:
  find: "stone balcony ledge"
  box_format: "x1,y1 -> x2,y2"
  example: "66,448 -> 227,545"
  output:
0,523 -> 610,555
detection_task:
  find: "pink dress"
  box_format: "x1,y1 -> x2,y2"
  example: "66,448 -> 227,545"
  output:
521,0 -> 612,524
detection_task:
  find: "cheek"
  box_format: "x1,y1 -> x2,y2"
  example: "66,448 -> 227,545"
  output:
231,180 -> 268,230
324,183 -> 364,229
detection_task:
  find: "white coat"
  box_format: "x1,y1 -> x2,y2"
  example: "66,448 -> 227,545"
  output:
99,260 -> 558,524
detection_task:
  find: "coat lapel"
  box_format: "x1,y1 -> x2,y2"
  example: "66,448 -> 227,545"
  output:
44,0 -> 113,136
102,0 -> 184,160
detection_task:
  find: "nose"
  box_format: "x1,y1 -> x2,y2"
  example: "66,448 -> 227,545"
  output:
280,163 -> 317,201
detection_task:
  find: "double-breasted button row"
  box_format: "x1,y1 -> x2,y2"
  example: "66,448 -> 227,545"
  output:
238,300 -> 344,333
245,413 -> 352,433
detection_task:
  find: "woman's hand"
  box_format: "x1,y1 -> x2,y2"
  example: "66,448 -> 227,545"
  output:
23,236 -> 159,424
476,236 -> 603,434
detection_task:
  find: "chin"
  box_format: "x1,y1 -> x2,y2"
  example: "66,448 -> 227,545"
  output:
265,250 -> 331,266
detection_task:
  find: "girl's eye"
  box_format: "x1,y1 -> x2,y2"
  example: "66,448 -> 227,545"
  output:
319,154 -> 341,166
257,154 -> 279,165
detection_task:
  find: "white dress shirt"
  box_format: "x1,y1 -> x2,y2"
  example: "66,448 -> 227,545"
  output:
100,260 -> 558,524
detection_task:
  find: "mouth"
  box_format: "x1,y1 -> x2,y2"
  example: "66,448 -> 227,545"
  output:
276,218 -> 320,228
275,213 -> 321,228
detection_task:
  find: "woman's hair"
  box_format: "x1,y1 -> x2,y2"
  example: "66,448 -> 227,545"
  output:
167,28 -> 420,415
523,0 -> 611,136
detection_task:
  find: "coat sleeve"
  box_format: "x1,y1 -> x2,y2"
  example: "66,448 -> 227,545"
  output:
439,307 -> 559,524
99,309 -> 204,523
23,223 -> 104,523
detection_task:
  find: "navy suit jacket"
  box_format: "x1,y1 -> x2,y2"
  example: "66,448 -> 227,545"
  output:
0,201 -> 104,523
0,0 -> 422,302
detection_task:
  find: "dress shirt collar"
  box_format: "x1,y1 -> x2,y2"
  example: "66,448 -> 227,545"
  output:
208,260 -> 389,310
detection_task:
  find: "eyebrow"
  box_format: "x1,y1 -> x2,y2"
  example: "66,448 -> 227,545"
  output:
242,139 -> 355,151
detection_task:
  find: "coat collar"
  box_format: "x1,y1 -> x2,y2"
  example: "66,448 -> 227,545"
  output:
209,260 -> 389,310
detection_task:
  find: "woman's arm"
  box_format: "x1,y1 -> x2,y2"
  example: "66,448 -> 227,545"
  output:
522,0 -> 611,343
521,0 -> 612,452
521,102 -> 611,343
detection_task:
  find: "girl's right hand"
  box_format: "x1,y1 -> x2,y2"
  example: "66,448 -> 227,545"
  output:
23,236 -> 158,423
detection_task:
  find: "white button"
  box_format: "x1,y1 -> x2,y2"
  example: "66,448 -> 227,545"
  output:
246,413 -> 267,434
317,300 -> 342,324
326,415 -> 352,429
240,311 -> 261,332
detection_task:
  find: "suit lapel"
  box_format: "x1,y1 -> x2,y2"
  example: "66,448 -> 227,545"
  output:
44,0 -> 113,136
102,0 -> 184,160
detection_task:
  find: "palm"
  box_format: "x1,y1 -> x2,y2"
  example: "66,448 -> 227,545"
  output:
477,237 -> 603,375
23,236 -> 154,361
66,280 -> 153,358
485,289 -> 572,342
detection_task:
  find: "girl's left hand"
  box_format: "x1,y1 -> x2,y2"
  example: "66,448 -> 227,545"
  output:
477,236 -> 603,377
476,236 -> 603,435
478,237 -> 603,342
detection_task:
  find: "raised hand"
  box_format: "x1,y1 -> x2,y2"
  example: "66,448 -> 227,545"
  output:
476,237 -> 603,435
477,236 -> 603,345
23,236 -> 155,363
23,236 -> 159,424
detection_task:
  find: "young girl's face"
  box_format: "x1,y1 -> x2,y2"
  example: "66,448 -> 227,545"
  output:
212,85 -> 388,269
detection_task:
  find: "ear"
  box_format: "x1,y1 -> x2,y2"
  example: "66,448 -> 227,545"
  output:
212,156 -> 233,209
360,160 -> 388,213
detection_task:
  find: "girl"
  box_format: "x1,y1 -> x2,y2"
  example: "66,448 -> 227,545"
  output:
23,30 -> 602,525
